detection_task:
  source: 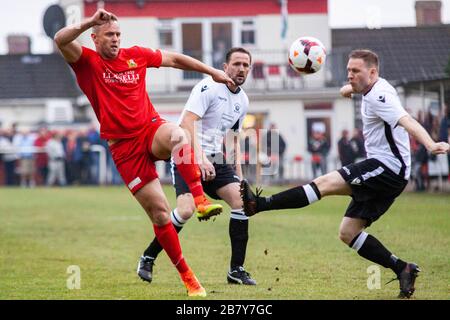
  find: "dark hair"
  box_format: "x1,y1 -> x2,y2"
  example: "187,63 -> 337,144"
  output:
348,49 -> 379,69
225,47 -> 252,64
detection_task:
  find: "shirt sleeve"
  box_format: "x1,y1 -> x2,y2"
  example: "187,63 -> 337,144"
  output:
184,82 -> 212,118
372,90 -> 408,128
140,47 -> 162,68
69,46 -> 93,73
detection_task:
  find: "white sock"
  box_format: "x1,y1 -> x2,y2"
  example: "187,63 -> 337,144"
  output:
170,208 -> 188,227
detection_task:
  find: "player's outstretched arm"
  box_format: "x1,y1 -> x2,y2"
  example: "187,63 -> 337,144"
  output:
398,115 -> 450,155
160,50 -> 235,87
54,9 -> 116,63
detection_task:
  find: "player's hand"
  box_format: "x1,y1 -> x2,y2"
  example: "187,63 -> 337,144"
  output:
340,84 -> 353,98
199,158 -> 216,181
90,9 -> 117,26
211,69 -> 235,87
430,142 -> 450,155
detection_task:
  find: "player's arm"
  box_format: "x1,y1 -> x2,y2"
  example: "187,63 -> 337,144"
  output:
54,9 -> 116,63
340,84 -> 353,98
180,111 -> 216,181
398,115 -> 450,154
160,51 -> 235,87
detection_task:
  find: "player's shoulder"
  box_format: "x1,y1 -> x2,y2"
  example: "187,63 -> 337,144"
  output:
120,46 -> 143,54
371,78 -> 397,96
193,76 -> 219,94
237,87 -> 249,105
367,78 -> 398,104
78,46 -> 98,59
239,87 -> 249,99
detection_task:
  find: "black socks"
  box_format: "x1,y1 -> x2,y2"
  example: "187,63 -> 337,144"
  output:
258,182 -> 321,212
350,232 -> 407,276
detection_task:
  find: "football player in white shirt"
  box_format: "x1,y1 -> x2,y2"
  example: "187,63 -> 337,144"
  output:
139,48 -> 257,285
240,49 -> 449,298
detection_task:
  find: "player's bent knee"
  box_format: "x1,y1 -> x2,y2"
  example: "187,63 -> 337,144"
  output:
149,209 -> 171,226
170,127 -> 188,147
314,171 -> 350,197
177,206 -> 195,220
338,228 -> 354,245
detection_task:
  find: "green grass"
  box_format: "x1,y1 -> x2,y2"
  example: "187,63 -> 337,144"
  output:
0,186 -> 449,300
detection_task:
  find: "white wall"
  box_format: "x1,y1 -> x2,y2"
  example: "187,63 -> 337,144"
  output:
0,101 -> 46,129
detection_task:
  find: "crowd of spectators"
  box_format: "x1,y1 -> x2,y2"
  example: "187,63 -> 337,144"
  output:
0,124 -> 121,187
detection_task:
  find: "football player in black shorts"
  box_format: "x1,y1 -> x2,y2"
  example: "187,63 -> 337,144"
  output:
138,48 -> 257,286
240,49 -> 449,298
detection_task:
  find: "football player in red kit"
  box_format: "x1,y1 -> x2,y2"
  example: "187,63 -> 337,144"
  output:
54,8 -> 234,297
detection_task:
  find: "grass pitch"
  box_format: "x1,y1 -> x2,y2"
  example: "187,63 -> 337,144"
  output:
0,185 -> 448,300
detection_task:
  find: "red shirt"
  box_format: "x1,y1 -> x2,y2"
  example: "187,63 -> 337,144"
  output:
70,46 -> 162,139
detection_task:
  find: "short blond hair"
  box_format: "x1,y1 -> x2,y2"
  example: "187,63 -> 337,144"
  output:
349,49 -> 379,70
92,16 -> 119,34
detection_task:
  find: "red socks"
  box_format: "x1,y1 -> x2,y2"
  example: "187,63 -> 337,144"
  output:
153,222 -> 189,273
173,144 -> 204,202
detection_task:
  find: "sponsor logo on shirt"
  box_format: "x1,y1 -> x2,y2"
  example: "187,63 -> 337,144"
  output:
201,85 -> 209,93
127,59 -> 138,68
103,67 -> 140,84
218,96 -> 227,101
377,95 -> 385,103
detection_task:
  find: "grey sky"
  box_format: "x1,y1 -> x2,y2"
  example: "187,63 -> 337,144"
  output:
0,0 -> 450,54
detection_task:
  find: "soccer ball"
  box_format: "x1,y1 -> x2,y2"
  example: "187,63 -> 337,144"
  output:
288,36 -> 326,74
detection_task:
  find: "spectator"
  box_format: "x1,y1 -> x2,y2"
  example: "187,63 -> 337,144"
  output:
308,124 -> 330,178
87,125 -> 101,184
350,128 -> 366,161
64,130 -> 81,185
263,123 -> 287,181
34,127 -> 50,185
0,128 -> 18,185
78,129 -> 92,185
13,129 -> 36,188
338,129 -> 355,166
410,136 -> 428,191
46,131 -> 67,186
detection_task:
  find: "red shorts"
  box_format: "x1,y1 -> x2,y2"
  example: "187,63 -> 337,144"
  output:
109,118 -> 167,194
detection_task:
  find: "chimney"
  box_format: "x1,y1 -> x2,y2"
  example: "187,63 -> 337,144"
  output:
7,35 -> 31,54
415,0 -> 442,26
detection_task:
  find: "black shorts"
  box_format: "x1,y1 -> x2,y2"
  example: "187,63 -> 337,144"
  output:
338,158 -> 408,226
171,155 -> 240,200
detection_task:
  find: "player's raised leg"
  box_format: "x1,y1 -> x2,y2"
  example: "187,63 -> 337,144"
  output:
240,170 -> 351,216
134,180 -> 205,297
152,123 -> 222,219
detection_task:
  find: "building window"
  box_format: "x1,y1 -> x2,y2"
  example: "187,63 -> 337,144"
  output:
241,20 -> 255,46
212,22 -> 232,69
158,19 -> 174,48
